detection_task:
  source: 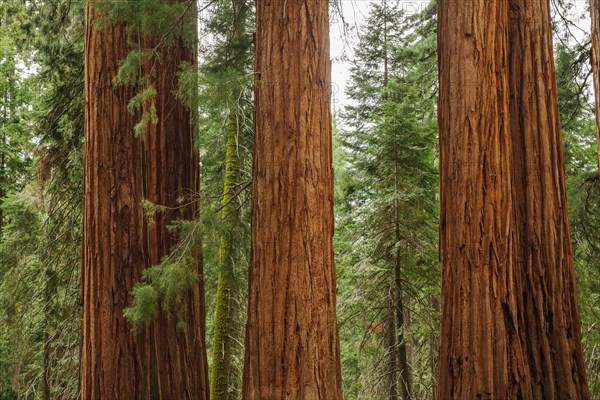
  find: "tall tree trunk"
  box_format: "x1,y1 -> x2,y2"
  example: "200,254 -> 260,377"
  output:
508,0 -> 589,397
211,112 -> 244,400
429,295 -> 439,400
242,1 -> 342,398
81,5 -> 208,399
0,90 -> 6,237
385,283 -> 399,400
210,1 -> 251,395
141,23 -> 210,400
591,0 -> 600,173
43,266 -> 57,400
393,131 -> 411,400
437,0 -> 530,398
438,0 -> 590,397
81,7 -> 151,398
394,254 -> 411,400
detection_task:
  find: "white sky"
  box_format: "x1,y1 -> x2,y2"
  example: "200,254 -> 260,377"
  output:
329,0 -> 593,109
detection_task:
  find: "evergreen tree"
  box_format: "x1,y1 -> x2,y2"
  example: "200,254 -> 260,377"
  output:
200,1 -> 254,398
339,2 -> 438,398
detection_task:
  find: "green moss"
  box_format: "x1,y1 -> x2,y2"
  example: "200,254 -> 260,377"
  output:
210,112 -> 243,399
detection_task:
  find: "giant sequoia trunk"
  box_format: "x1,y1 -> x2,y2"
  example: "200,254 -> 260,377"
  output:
81,8 -> 151,398
438,0 -> 590,398
591,0 -> 600,172
242,1 -> 342,398
508,0 -> 589,397
81,5 -> 208,399
437,0 -> 530,397
141,29 -> 210,400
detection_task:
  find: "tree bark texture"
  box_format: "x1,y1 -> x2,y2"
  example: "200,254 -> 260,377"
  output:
437,0 -> 530,398
591,0 -> 600,173
437,0 -> 590,398
242,1 -> 343,399
81,8 -> 151,398
142,29 -> 209,400
81,5 -> 208,399
508,0 -> 589,397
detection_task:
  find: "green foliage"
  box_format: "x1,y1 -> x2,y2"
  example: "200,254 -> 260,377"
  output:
115,49 -> 148,86
336,2 -> 440,398
199,1 -> 254,399
99,0 -> 198,46
125,216 -> 201,329
176,61 -> 200,111
554,38 -> 600,395
124,285 -> 159,328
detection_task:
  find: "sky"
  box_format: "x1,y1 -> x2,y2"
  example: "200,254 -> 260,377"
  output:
329,0 -> 593,109
330,0 -> 431,108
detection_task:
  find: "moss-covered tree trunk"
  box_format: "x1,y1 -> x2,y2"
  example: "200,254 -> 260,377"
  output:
242,0 -> 342,398
211,113 -> 244,400
508,0 -> 589,397
210,1 -> 251,397
591,0 -> 600,173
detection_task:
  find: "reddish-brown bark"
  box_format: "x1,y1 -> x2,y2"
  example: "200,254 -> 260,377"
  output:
508,0 -> 589,397
141,31 -> 209,400
437,0 -> 530,397
242,1 -> 342,399
81,5 -> 208,399
81,7 -> 151,398
438,0 -> 590,398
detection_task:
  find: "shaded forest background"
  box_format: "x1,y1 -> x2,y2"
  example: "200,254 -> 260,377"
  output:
0,0 -> 599,398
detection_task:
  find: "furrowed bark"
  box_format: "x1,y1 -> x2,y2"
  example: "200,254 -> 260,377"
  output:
81,6 -> 151,398
242,0 -> 342,398
82,4 -> 208,399
508,0 -> 589,397
437,0 -> 530,397
141,23 -> 209,400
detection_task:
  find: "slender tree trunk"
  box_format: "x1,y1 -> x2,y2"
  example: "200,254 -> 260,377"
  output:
386,283 -> 399,400
81,7 -> 151,398
210,1 -> 250,397
81,5 -> 208,399
43,266 -> 57,400
394,254 -> 411,400
429,295 -> 439,400
508,0 -> 589,397
393,138 -> 411,400
437,0 -> 530,398
591,0 -> 600,173
242,1 -> 342,398
0,90 -> 6,236
211,113 -> 244,400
